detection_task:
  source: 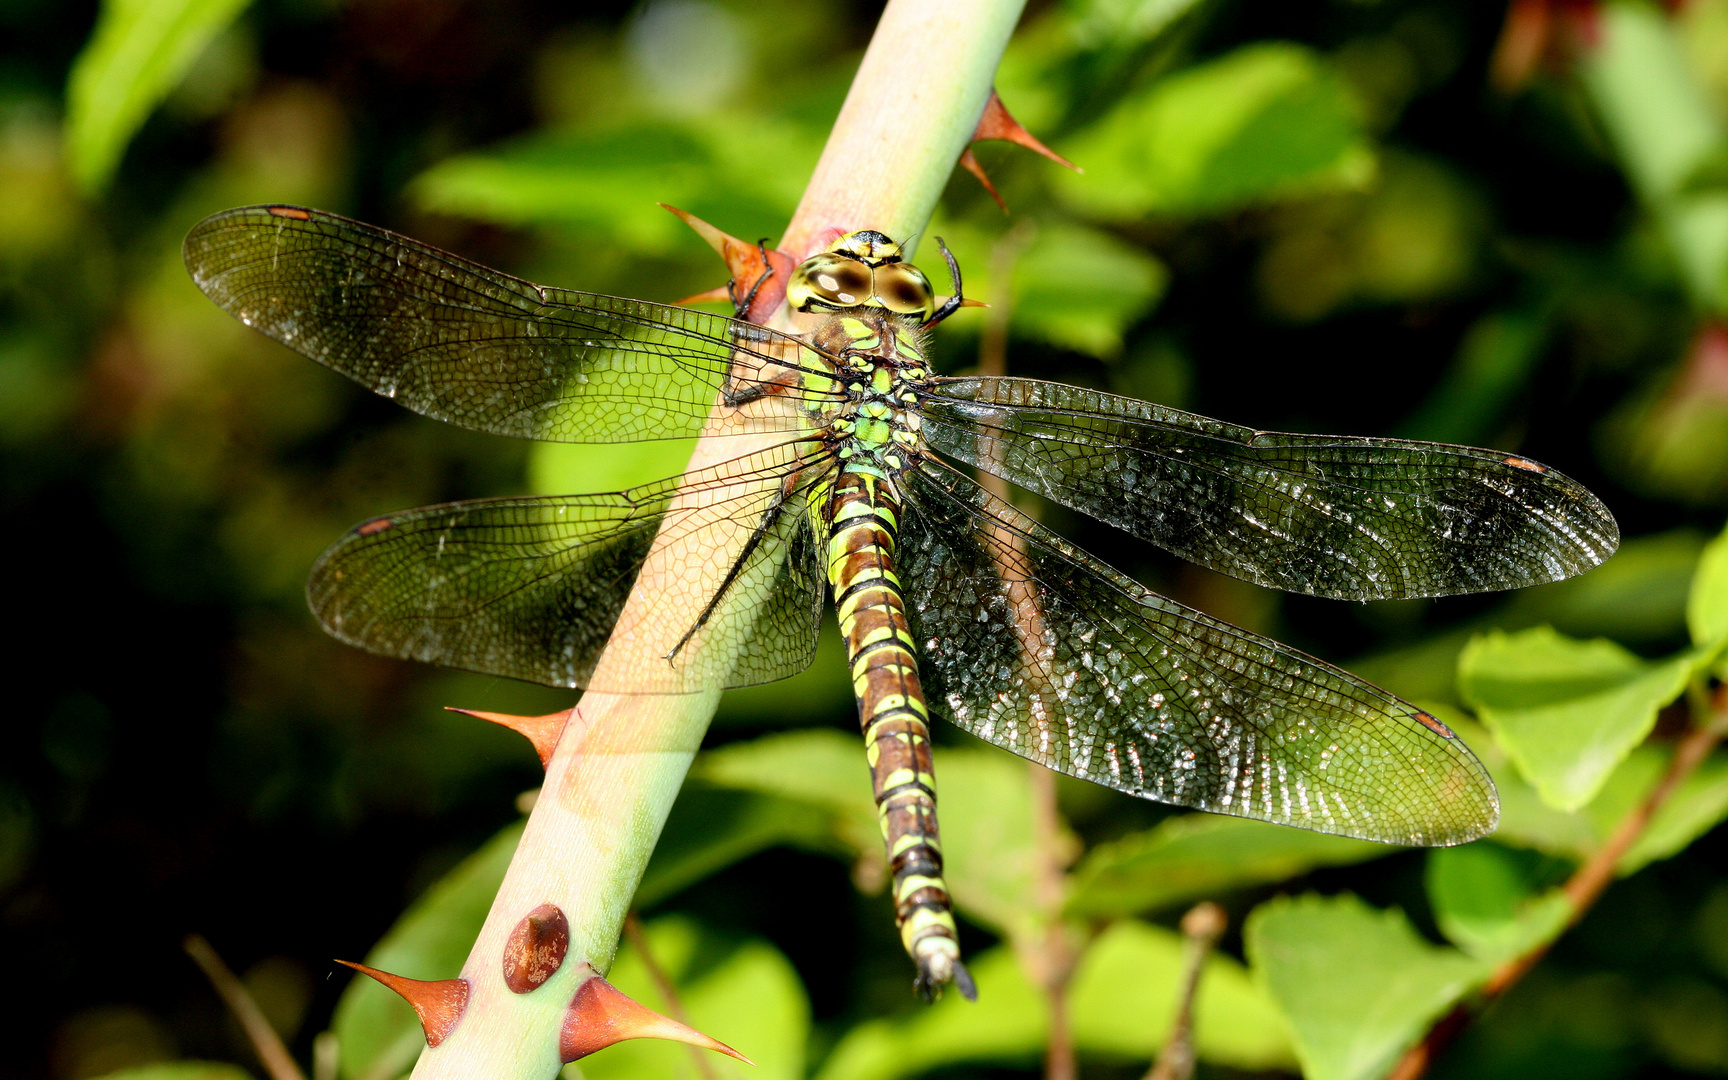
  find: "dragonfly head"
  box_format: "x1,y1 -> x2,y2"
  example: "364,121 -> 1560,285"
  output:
787,230 -> 937,321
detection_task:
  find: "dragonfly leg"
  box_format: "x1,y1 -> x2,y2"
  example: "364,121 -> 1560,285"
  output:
922,237 -> 965,328
727,238 -> 776,318
664,469 -> 801,662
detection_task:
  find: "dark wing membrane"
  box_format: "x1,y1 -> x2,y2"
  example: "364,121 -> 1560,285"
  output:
184,205 -> 837,443
919,376 -> 1619,601
897,458 -> 1497,846
309,446 -> 830,693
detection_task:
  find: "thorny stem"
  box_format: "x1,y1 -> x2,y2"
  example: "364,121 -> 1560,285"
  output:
184,933 -> 309,1080
622,913 -> 719,1080
1385,680 -> 1728,1080
1146,903 -> 1227,1080
406,2 -> 1030,1076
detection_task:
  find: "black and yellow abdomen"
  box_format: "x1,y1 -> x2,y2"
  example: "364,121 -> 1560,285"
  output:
819,464 -> 973,1000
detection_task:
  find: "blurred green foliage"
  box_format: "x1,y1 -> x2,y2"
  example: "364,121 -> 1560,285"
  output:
10,0 -> 1728,1079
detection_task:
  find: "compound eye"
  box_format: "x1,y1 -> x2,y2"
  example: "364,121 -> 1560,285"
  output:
815,260 -> 872,307
873,263 -> 935,319
790,253 -> 869,310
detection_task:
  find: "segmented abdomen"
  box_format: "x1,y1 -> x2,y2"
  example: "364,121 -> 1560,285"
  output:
822,465 -> 972,999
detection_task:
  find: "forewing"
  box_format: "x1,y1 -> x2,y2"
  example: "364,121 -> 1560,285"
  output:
920,376 -> 1618,600
184,205 -> 834,442
897,458 -> 1498,846
309,446 -> 829,693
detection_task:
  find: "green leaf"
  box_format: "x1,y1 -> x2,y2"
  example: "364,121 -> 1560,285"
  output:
409,120 -> 810,252
691,728 -> 878,853
1458,626 -> 1694,811
1246,893 -> 1487,1080
572,916 -> 809,1080
1065,812 -> 1390,919
923,748 -> 1043,940
64,0 -> 252,192
1688,519 -> 1728,653
1582,2 -> 1728,312
1461,708 -> 1728,876
1069,920 -> 1296,1071
1010,221 -> 1167,357
636,786 -> 847,908
813,921 -> 1292,1080
335,820 -> 523,1080
531,440 -> 697,502
1425,845 -> 1571,963
91,1066 -> 252,1080
812,946 -> 1044,1080
1619,749 -> 1728,873
1056,43 -> 1373,219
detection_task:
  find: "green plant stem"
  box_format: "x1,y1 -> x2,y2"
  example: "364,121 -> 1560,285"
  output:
1385,681 -> 1728,1080
408,2 -> 1028,1076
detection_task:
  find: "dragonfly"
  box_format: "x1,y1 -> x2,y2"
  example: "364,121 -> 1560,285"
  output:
185,204 -> 1619,999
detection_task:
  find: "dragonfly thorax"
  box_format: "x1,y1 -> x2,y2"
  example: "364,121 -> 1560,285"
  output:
806,310 -> 930,469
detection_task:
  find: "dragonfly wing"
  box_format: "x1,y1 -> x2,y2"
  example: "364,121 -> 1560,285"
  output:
897,457 -> 1497,846
309,446 -> 828,693
920,376 -> 1618,600
184,205 -> 832,443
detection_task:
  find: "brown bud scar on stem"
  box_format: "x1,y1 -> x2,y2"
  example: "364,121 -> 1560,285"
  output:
660,203 -> 797,321
445,706 -> 571,768
335,961 -> 469,1048
502,903 -> 570,994
559,967 -> 753,1065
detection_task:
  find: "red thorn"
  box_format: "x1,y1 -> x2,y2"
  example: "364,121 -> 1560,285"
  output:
336,961 -> 469,1048
560,970 -> 754,1065
959,148 -> 1009,214
971,89 -> 1080,173
503,903 -> 570,994
673,285 -> 735,307
445,706 -> 570,768
659,203 -> 795,322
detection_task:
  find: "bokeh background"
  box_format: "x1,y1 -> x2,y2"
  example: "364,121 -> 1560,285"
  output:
4,0 -> 1728,1078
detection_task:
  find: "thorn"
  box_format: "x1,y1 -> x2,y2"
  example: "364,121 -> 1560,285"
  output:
336,961 -> 469,1048
502,903 -> 570,994
959,149 -> 1009,214
560,968 -> 754,1065
659,203 -> 795,321
446,706 -> 570,768
970,89 -> 1081,174
673,285 -> 735,307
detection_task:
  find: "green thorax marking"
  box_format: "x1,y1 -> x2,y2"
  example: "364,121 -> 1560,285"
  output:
800,308 -> 931,473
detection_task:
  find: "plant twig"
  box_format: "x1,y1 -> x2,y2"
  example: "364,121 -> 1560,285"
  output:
970,219 -> 1079,1080
622,913 -> 720,1080
1385,681 -> 1728,1080
407,3 -> 1032,1075
184,933 -> 309,1080
1146,902 -> 1227,1080
1029,762 -> 1079,1080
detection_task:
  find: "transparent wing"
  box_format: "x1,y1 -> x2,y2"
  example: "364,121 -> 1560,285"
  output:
919,376 -> 1619,601
309,445 -> 832,693
898,457 -> 1497,846
184,205 -> 838,443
